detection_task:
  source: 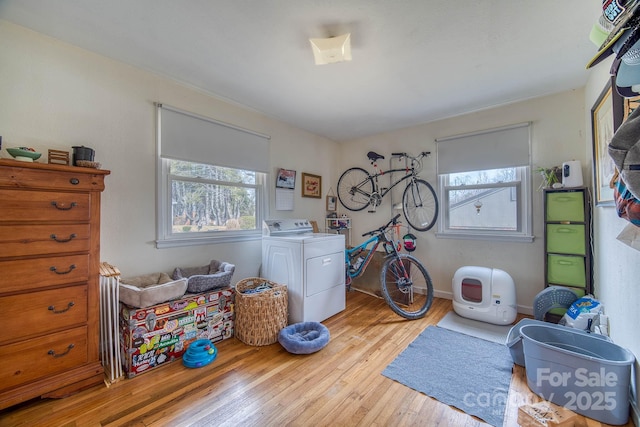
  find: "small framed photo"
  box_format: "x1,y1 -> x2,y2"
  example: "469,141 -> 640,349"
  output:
276,168 -> 296,189
301,172 -> 321,198
326,195 -> 337,211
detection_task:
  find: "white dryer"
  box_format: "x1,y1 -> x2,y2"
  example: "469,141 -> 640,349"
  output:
262,219 -> 345,324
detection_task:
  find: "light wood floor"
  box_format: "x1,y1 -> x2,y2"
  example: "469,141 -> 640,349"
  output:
0,292 -> 632,426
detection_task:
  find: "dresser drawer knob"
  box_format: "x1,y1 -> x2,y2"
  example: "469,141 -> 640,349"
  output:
50,264 -> 76,274
48,301 -> 75,314
51,201 -> 78,211
50,233 -> 77,243
70,178 -> 80,185
48,344 -> 75,358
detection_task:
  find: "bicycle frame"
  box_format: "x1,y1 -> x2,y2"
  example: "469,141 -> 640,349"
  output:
370,167 -> 418,200
344,219 -> 404,283
345,234 -> 381,281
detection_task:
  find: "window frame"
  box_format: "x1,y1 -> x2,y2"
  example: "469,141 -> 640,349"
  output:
156,157 -> 268,248
436,165 -> 533,242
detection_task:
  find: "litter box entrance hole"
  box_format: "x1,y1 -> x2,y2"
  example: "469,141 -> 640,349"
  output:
461,278 -> 483,303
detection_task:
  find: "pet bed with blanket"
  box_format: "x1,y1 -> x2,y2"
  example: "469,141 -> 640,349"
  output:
119,272 -> 188,308
173,260 -> 235,293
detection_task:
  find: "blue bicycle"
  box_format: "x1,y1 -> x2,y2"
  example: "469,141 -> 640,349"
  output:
345,214 -> 434,320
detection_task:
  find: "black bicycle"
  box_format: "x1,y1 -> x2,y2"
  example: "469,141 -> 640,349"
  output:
337,151 -> 438,232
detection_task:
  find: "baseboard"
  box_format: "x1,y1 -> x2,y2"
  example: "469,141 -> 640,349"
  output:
433,289 -> 452,300
433,290 -> 534,316
630,397 -> 639,426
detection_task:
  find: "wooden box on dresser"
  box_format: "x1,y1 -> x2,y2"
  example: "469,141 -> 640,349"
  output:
0,159 -> 110,409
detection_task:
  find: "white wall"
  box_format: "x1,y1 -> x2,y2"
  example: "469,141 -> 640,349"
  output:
338,89 -> 587,313
0,20 -> 341,280
585,58 -> 640,423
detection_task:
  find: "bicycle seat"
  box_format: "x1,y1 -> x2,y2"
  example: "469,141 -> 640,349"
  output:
367,151 -> 385,163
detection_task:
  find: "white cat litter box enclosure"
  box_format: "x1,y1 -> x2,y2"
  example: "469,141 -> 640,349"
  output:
452,266 -> 517,325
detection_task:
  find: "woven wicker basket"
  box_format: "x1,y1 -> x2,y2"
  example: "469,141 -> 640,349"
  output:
234,277 -> 288,346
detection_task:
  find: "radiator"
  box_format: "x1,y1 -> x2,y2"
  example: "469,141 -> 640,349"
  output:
99,262 -> 124,384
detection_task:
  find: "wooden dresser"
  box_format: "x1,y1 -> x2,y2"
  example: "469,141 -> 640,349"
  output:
0,159 -> 110,409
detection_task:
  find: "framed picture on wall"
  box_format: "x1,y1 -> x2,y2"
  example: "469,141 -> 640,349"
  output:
591,77 -> 624,206
625,95 -> 640,120
326,195 -> 337,211
301,173 -> 321,198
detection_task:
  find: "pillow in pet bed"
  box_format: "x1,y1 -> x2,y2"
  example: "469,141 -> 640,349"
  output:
172,260 -> 236,293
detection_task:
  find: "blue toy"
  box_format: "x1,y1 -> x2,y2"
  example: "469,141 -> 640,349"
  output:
182,338 -> 218,368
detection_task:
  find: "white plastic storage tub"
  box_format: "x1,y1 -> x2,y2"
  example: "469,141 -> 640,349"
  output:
521,324 -> 635,425
506,318 -> 610,367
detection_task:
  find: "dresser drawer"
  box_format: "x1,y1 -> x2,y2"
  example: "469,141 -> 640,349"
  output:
1,254 -> 89,293
0,285 -> 88,343
546,224 -> 586,255
0,224 -> 91,258
547,254 -> 586,287
0,189 -> 90,222
545,191 -> 585,222
0,326 -> 88,390
0,165 -> 105,191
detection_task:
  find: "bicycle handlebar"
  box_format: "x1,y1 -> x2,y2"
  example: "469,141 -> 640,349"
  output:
362,214 -> 402,237
391,151 -> 431,160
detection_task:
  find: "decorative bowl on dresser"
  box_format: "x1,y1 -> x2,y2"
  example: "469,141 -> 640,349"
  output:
0,159 -> 110,409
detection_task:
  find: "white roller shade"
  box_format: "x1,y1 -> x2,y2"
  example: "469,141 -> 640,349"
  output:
158,104 -> 270,173
436,123 -> 530,174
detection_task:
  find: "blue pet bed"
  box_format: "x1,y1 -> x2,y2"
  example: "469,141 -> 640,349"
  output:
278,322 -> 330,354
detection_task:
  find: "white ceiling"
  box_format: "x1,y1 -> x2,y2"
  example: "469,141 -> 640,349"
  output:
0,0 -> 602,142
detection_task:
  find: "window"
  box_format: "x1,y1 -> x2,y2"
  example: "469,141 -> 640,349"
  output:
436,123 -> 532,242
156,104 -> 270,248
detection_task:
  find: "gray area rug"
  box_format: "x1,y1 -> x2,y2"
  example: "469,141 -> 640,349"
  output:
436,311 -> 512,344
382,326 -> 513,427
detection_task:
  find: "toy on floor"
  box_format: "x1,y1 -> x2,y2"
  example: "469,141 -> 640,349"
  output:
452,266 -> 517,325
182,339 -> 218,368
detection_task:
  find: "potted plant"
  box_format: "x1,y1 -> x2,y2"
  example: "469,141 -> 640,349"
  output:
536,166 -> 562,191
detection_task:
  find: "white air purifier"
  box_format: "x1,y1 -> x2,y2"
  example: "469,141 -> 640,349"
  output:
452,266 -> 517,325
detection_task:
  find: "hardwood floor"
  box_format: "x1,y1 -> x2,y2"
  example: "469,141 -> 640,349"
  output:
0,292 -> 632,426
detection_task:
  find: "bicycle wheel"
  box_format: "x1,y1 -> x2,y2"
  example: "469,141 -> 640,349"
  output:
337,167 -> 374,211
380,254 -> 433,320
402,179 -> 438,232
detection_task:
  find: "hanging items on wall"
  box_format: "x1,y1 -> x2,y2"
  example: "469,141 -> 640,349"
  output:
326,187 -> 337,212
275,168 -> 296,211
474,199 -> 483,215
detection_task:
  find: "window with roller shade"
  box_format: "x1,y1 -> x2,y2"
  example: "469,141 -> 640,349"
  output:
436,123 -> 533,242
156,104 -> 270,248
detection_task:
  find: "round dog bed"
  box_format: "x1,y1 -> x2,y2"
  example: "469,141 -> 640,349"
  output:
278,322 -> 330,354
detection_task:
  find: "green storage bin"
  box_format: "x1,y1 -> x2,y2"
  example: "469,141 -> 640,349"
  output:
545,191 -> 585,222
547,254 -> 586,287
546,224 -> 586,255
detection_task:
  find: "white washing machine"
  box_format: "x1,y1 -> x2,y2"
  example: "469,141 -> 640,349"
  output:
262,219 -> 345,324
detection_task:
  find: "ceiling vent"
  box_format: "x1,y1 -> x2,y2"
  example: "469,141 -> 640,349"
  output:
309,33 -> 352,65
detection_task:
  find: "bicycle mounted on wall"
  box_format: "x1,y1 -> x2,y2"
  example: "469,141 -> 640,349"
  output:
337,151 -> 439,232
